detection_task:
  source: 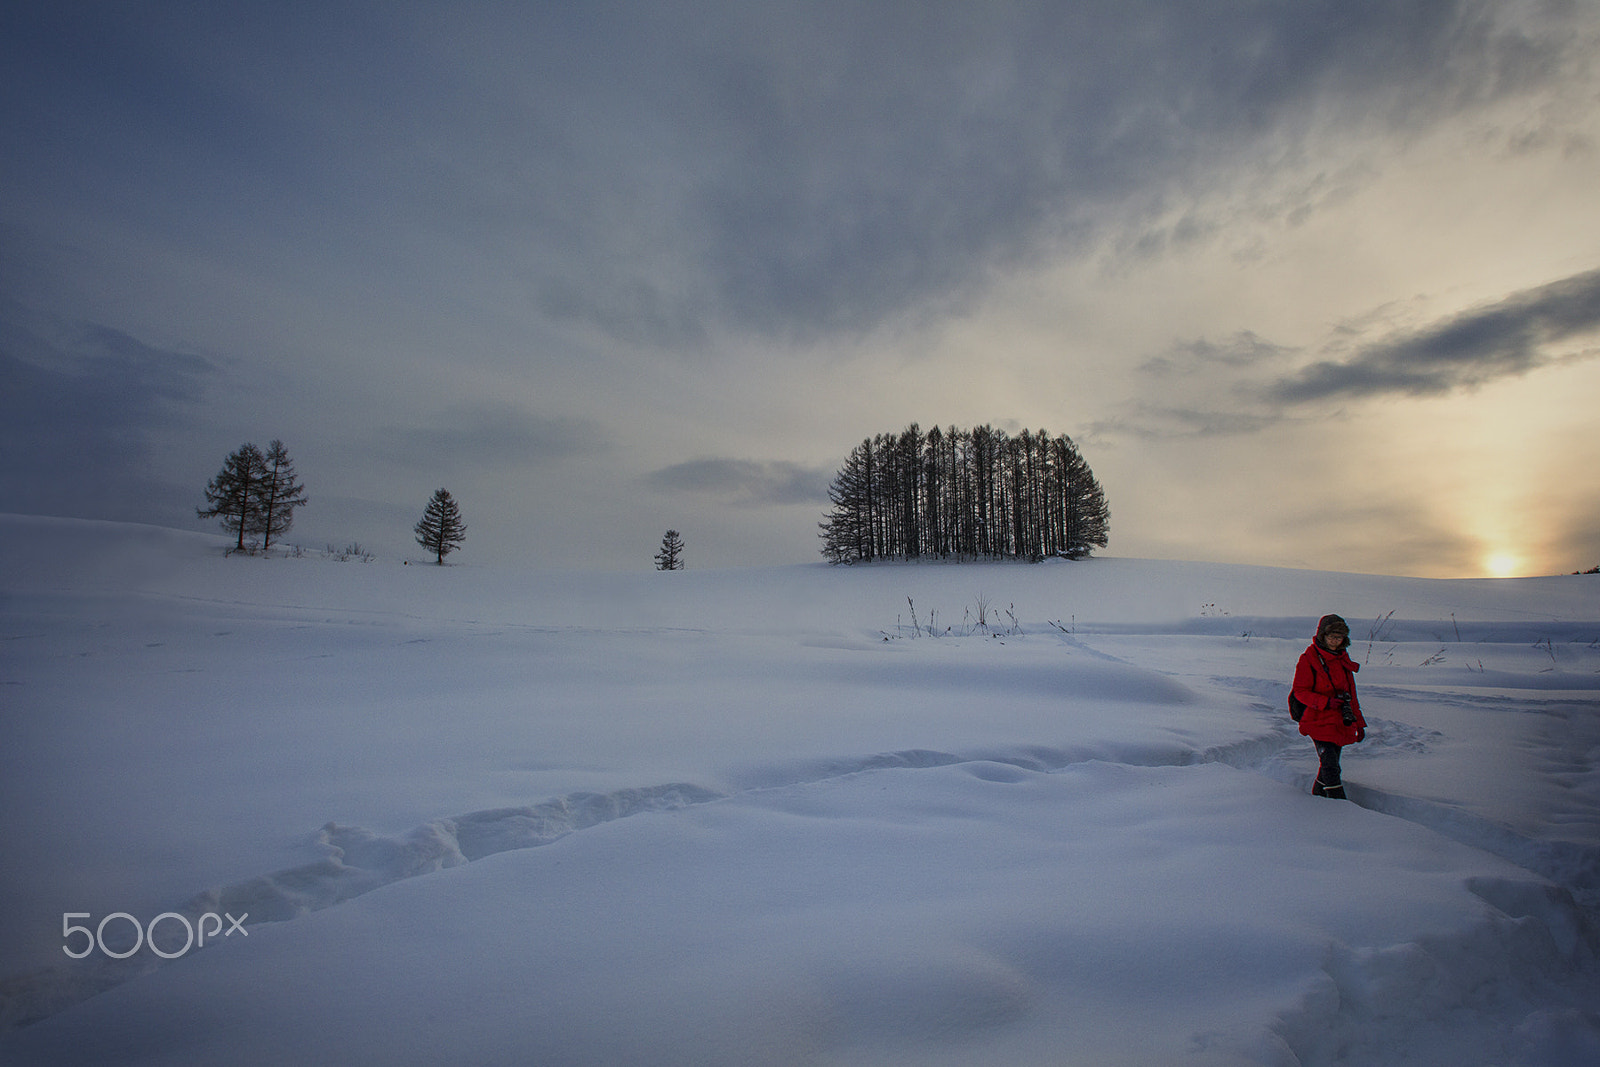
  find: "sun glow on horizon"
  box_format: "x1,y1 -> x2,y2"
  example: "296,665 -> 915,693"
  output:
1485,552 -> 1521,578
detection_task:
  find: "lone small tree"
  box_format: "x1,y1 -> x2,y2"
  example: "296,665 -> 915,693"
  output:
198,442 -> 268,552
655,529 -> 685,570
414,488 -> 467,564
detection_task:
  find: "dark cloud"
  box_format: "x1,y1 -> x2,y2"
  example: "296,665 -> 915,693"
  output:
0,308 -> 213,522
1271,266 -> 1600,403
378,404 -> 604,472
1141,331 -> 1299,376
644,458 -> 832,507
6,2 -> 1587,348
1088,405 -> 1282,441
676,0 -> 1578,339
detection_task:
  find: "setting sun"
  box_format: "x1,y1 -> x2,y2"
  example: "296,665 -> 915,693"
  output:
1485,552 -> 1521,578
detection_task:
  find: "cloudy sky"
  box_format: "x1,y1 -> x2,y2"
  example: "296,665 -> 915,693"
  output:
4,1 -> 1598,576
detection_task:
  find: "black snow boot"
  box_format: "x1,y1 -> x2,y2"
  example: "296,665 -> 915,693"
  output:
1312,776 -> 1346,799
1312,741 -> 1347,799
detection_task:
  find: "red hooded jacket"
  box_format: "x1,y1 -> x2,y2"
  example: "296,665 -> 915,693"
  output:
1293,641 -> 1366,745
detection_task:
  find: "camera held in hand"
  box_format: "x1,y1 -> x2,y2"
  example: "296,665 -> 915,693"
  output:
1333,691 -> 1354,726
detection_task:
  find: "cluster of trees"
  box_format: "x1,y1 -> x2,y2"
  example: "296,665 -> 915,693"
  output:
819,423 -> 1108,564
197,440 -> 308,552
200,443 -> 470,564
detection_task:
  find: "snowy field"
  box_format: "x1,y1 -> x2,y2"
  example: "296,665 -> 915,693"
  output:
1,513 -> 1598,1066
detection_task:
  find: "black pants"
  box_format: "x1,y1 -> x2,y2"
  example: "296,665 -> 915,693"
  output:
1312,741 -> 1345,798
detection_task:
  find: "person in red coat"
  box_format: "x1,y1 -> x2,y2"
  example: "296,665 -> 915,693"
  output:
1292,614 -> 1367,799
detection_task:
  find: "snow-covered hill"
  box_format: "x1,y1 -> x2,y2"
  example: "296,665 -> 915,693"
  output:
2,514 -> 1597,1065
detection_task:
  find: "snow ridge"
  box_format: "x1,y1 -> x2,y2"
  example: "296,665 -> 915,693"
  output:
1273,877 -> 1600,1066
193,782 -> 728,925
0,782 -> 724,1031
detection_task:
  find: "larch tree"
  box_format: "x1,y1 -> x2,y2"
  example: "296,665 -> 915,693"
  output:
655,529 -> 685,570
257,439 -> 308,549
414,488 -> 467,564
197,442 -> 269,552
